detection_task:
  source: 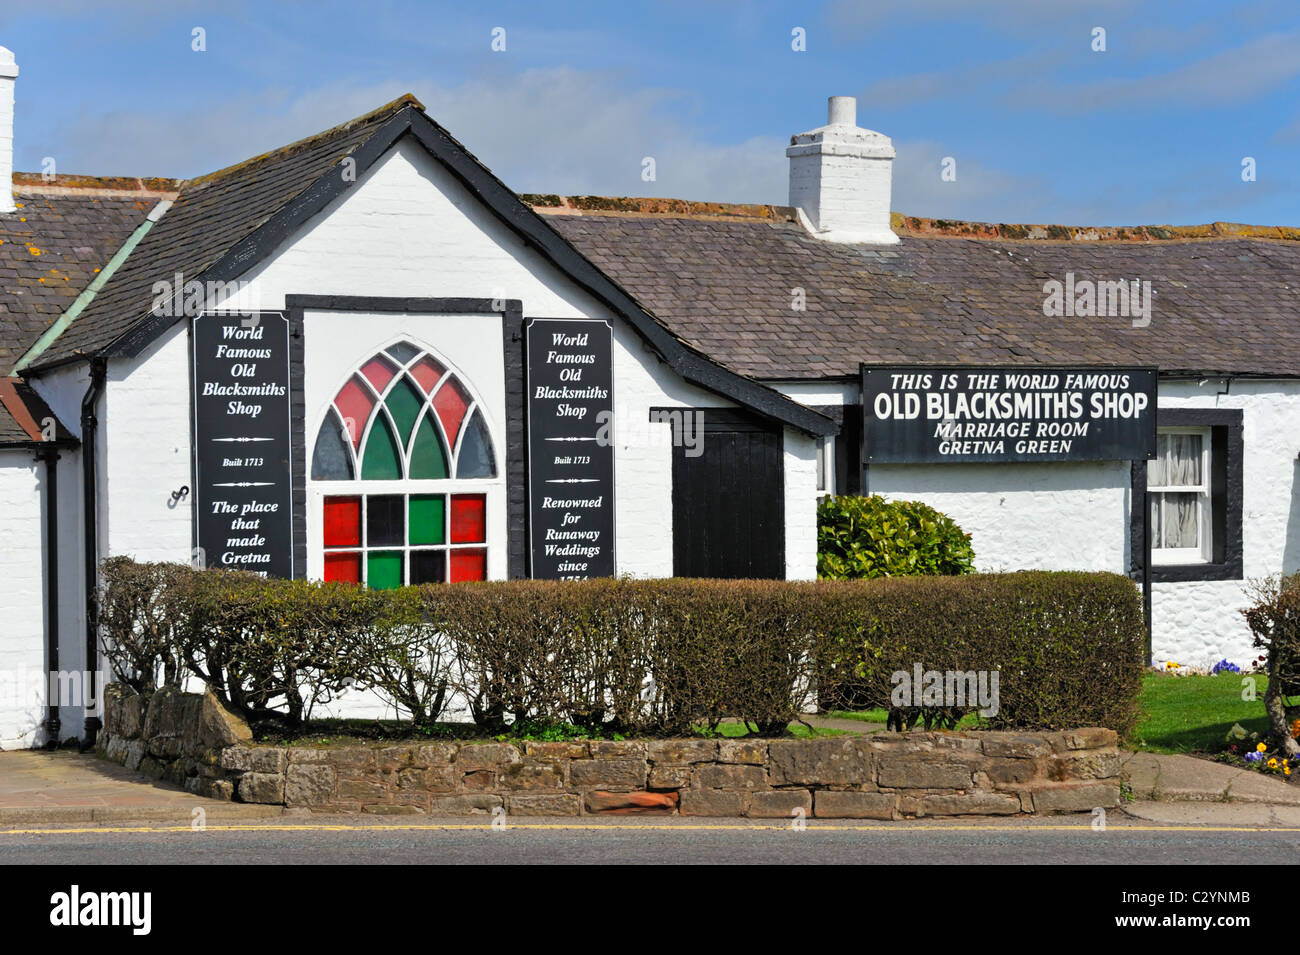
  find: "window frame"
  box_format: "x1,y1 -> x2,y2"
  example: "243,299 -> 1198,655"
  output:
1149,425 -> 1212,565
806,403 -> 863,496
305,337 -> 507,587
319,486 -> 491,587
1130,407 -> 1243,583
286,294 -> 527,581
816,434 -> 834,495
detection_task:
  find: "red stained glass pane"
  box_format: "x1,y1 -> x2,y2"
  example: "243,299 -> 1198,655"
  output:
323,496 -> 361,547
360,355 -> 397,393
433,377 -> 470,449
410,355 -> 445,395
449,548 -> 486,582
450,494 -> 486,543
323,551 -> 361,584
334,376 -> 376,450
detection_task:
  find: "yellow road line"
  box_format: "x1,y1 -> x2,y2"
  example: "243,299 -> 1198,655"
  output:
3,822 -> 1299,835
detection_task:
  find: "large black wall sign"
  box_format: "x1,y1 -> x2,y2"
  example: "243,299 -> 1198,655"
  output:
526,318 -> 616,579
862,365 -> 1157,463
192,311 -> 294,578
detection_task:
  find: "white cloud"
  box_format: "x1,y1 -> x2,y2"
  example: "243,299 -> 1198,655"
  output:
891,140 -> 1055,222
36,67 -> 793,204
419,68 -> 787,203
37,80 -> 414,178
858,50 -> 1061,110
1008,31 -> 1300,114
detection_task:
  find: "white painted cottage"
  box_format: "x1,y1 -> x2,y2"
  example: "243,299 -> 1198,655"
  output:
1,48 -> 1296,746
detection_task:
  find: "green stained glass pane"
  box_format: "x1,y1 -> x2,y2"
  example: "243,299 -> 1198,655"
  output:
409,410 -> 449,479
361,412 -> 403,479
367,551 -> 403,590
387,376 -> 424,448
409,494 -> 445,545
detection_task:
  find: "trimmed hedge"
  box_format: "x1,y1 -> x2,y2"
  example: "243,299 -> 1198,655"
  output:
817,495 -> 975,579
99,560 -> 1145,738
810,572 -> 1147,735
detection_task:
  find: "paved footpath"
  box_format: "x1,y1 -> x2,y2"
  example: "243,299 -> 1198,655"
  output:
1122,750 -> 1300,806
0,750 -> 282,825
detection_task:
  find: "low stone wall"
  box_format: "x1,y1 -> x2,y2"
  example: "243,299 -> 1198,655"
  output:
99,685 -> 1121,817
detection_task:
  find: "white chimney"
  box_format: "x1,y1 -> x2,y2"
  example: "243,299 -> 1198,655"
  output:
0,47 -> 16,215
786,95 -> 898,245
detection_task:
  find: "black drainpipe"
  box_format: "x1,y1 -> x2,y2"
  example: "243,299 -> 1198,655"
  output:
36,442 -> 60,749
80,356 -> 107,750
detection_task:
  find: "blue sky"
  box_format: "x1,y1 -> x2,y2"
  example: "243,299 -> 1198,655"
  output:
2,0 -> 1297,225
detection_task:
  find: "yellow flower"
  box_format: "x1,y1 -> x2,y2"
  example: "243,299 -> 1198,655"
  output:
1268,758 -> 1278,768
1257,742 -> 1268,752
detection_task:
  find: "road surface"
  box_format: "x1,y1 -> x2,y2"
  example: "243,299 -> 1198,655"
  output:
4,815 -> 1298,864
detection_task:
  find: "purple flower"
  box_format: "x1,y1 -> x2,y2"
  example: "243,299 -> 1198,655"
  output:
1245,751 -> 1263,763
1211,659 -> 1240,675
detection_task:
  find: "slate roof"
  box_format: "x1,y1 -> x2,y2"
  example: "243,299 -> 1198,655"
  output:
30,95 -> 422,367
543,207 -> 1300,380
0,187 -> 162,371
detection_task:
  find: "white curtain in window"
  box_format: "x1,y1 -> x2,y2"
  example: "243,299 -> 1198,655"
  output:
1164,492 -> 1199,548
1151,432 -> 1202,487
1151,433 -> 1203,549
1166,433 -> 1202,485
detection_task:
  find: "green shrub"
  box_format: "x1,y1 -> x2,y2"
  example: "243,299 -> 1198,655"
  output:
434,578 -> 808,735
811,571 -> 1147,737
97,559 -> 1143,737
347,584 -> 453,727
644,579 -> 812,735
817,495 -> 975,579
180,570 -> 377,727
98,557 -> 189,694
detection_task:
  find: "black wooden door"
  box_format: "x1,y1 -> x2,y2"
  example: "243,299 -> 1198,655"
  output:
670,408 -> 785,579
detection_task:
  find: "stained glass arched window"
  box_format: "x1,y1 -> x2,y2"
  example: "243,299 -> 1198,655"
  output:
312,341 -> 498,588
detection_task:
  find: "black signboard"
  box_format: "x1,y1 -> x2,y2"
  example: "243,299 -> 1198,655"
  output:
862,365 -> 1157,463
526,318 -> 616,579
192,311 -> 294,577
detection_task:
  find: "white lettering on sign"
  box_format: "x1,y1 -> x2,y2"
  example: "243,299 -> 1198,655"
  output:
863,366 -> 1156,463
192,312 -> 293,578
527,320 -> 616,579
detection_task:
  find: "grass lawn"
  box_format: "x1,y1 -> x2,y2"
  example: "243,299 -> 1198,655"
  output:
261,675 -> 1269,750
827,708 -> 985,730
1132,671 -> 1270,754
825,672 -> 1276,754
258,717 -> 847,746
715,720 -> 847,739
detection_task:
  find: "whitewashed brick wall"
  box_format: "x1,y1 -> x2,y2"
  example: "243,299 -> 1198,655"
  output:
0,454 -> 45,746
1150,379 -> 1300,668
101,327 -> 195,563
